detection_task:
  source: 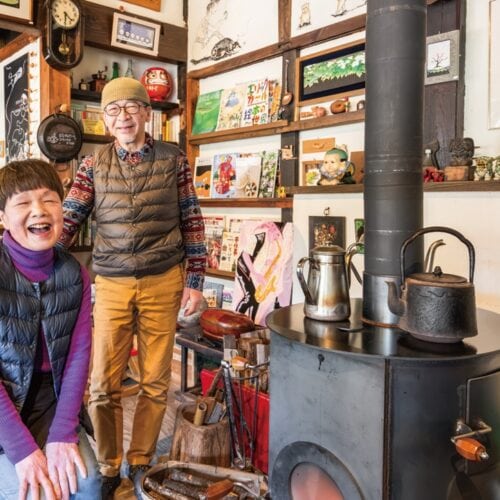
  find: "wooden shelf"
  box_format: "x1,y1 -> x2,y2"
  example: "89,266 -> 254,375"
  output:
188,120 -> 289,145
199,197 -> 293,208
287,180 -> 500,195
71,88 -> 179,112
285,109 -> 365,132
206,268 -> 234,279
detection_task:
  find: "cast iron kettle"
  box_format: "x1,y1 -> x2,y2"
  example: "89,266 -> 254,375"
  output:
297,245 -> 350,321
386,226 -> 478,343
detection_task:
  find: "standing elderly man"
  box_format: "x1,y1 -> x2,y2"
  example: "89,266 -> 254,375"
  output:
58,77 -> 207,498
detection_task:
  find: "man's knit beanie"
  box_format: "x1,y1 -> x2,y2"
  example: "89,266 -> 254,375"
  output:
101,77 -> 150,109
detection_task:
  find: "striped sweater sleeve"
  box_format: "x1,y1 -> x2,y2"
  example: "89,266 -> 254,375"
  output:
59,156 -> 96,249
177,153 -> 207,291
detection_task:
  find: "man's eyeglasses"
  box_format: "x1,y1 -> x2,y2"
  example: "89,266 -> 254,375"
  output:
104,103 -> 147,116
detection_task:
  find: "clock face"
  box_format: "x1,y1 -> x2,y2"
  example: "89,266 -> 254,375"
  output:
51,0 -> 80,29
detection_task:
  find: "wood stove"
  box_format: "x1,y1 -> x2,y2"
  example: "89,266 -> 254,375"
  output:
267,300 -> 500,499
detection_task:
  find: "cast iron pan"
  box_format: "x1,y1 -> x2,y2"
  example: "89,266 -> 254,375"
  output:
37,113 -> 83,163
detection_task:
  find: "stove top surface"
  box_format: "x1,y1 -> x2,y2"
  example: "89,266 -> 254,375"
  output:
267,299 -> 500,360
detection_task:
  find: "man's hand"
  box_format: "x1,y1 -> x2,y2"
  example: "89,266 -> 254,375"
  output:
15,449 -> 57,500
45,442 -> 86,500
180,288 -> 204,316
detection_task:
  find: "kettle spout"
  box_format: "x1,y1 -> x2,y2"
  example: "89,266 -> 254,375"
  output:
386,281 -> 405,317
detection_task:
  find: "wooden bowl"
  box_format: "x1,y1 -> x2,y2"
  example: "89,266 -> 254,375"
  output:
200,309 -> 255,341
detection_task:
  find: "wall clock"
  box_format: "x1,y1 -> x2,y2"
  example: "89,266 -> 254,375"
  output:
42,0 -> 84,70
37,114 -> 83,163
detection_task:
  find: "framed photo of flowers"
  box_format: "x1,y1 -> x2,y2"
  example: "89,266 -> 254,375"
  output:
296,40 -> 366,107
309,216 -> 346,251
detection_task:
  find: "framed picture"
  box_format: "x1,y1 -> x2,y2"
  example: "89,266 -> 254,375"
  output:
300,159 -> 322,186
425,30 -> 460,85
354,218 -> 365,254
309,216 -> 346,250
296,40 -> 365,106
489,0 -> 500,129
0,0 -> 32,23
111,13 -> 161,57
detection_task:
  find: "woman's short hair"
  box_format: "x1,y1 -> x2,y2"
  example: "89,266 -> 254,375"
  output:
0,159 -> 65,210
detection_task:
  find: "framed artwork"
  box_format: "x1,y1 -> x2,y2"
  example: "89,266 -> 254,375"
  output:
425,30 -> 460,85
121,0 -> 161,12
489,0 -> 500,129
296,40 -> 365,106
354,218 -> 365,254
0,0 -> 32,22
300,159 -> 322,186
309,216 -> 346,250
111,13 -> 161,57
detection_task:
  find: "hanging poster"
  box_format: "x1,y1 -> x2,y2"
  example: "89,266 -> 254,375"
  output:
4,53 -> 29,163
188,0 -> 278,70
234,221 -> 293,326
291,0 -> 367,37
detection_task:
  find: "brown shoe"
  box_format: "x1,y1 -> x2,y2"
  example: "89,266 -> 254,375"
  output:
101,474 -> 121,500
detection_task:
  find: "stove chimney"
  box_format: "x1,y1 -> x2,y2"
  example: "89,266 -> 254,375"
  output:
362,0 -> 426,326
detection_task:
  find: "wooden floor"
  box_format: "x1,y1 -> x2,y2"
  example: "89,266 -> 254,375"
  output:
96,358 -> 188,499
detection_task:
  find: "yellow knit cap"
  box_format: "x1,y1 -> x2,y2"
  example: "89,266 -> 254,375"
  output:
101,77 -> 151,110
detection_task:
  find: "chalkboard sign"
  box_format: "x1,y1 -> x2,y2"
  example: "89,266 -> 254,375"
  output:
4,53 -> 29,163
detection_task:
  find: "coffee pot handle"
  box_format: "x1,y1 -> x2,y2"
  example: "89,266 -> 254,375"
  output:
400,226 -> 475,283
296,257 -> 314,304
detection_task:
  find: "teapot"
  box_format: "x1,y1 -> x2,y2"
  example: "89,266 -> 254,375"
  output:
386,226 -> 478,343
297,246 -> 350,321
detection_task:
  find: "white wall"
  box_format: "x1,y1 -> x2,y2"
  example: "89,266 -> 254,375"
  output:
464,0 -> 500,154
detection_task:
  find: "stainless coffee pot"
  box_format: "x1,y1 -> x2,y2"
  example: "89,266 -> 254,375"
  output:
296,245 -> 351,321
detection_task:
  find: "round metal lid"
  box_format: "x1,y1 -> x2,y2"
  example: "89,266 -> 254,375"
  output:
409,266 -> 468,284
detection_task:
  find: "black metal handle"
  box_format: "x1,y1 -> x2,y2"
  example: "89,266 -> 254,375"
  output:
400,226 -> 475,283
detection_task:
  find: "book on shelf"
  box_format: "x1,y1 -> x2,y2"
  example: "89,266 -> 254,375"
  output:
204,216 -> 225,270
241,79 -> 270,127
216,84 -> 247,131
233,154 -> 262,198
221,286 -> 234,310
203,281 -> 224,308
211,153 -> 239,198
219,231 -> 240,272
192,90 -> 222,135
194,157 -> 213,198
268,80 -> 282,122
258,150 -> 280,198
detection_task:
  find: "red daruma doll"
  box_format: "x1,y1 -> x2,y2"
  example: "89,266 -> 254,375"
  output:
141,67 -> 173,101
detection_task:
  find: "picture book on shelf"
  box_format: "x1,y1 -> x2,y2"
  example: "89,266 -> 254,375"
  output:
216,84 -> 247,131
194,157 -> 213,198
211,153 -> 239,198
219,231 -> 240,272
241,79 -> 270,127
203,281 -> 224,308
192,90 -> 222,135
233,154 -> 262,198
204,216 -> 225,270
258,150 -> 279,198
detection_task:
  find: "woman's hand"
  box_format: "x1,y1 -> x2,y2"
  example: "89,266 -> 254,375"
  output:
15,449 -> 57,500
45,442 -> 87,500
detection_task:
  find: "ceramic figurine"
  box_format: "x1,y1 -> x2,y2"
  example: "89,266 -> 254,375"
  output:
319,146 -> 355,185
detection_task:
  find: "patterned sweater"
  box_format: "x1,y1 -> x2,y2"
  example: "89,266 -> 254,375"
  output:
59,135 -> 207,290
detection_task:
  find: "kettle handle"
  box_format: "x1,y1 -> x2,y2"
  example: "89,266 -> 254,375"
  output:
400,226 -> 475,283
296,256 -> 314,304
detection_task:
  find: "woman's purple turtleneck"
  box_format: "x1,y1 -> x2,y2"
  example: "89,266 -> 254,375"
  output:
0,231 -> 92,464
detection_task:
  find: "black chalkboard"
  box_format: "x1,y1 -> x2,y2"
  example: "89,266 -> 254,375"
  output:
4,52 -> 29,163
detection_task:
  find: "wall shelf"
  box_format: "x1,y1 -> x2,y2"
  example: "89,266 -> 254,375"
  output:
71,89 -> 179,112
287,180 -> 500,195
199,198 -> 293,208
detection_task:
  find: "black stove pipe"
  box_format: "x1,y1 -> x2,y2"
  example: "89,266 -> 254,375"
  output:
362,0 -> 426,326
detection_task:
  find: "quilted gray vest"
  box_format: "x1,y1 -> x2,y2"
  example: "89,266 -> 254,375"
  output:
0,245 -> 82,411
92,141 -> 183,277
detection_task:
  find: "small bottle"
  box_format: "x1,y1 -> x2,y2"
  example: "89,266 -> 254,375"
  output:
422,148 -> 435,168
125,59 -> 134,78
111,62 -> 120,80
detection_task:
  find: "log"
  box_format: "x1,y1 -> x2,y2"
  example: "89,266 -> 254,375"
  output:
170,404 -> 231,467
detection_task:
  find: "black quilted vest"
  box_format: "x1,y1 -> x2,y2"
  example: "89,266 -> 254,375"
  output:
92,141 -> 184,277
0,244 -> 82,411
